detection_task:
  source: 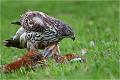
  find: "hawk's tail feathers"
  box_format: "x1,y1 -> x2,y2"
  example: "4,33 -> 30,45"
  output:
11,21 -> 21,26
3,39 -> 22,49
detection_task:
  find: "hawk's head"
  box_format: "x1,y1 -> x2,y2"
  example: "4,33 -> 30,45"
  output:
61,25 -> 75,41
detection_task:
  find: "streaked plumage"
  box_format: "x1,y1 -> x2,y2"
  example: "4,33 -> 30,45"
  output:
2,11 -> 77,72
19,11 -> 75,38
5,10 -> 75,57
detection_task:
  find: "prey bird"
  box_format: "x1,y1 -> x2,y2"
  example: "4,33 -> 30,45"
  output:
5,10 -> 75,57
2,10 -> 81,72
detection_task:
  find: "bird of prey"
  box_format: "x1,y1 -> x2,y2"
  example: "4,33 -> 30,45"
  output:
2,10 -> 81,72
5,10 -> 75,58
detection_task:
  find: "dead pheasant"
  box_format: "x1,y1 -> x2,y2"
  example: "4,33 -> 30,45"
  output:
1,49 -> 46,73
2,10 -> 82,72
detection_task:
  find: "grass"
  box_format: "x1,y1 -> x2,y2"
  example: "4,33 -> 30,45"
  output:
0,0 -> 119,80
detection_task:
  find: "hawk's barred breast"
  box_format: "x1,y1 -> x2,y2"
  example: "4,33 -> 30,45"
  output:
18,27 -> 59,48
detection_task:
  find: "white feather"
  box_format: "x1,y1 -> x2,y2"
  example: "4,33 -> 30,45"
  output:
70,58 -> 82,62
13,27 -> 25,41
20,32 -> 27,48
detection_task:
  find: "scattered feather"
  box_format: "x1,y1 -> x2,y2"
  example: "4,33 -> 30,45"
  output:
70,58 -> 82,62
81,48 -> 88,55
90,40 -> 95,47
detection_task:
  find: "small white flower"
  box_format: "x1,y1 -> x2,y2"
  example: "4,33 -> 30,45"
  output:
90,41 -> 95,47
81,48 -> 88,55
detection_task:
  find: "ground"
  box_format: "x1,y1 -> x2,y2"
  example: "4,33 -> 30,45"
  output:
0,0 -> 119,80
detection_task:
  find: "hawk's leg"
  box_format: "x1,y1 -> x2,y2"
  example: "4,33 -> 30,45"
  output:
44,44 -> 85,63
43,43 -> 60,58
43,43 -> 81,63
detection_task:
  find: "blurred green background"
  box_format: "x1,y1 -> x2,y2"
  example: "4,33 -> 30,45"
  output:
1,0 -> 119,79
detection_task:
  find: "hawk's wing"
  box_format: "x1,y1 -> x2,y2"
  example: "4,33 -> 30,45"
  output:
12,11 -> 75,39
